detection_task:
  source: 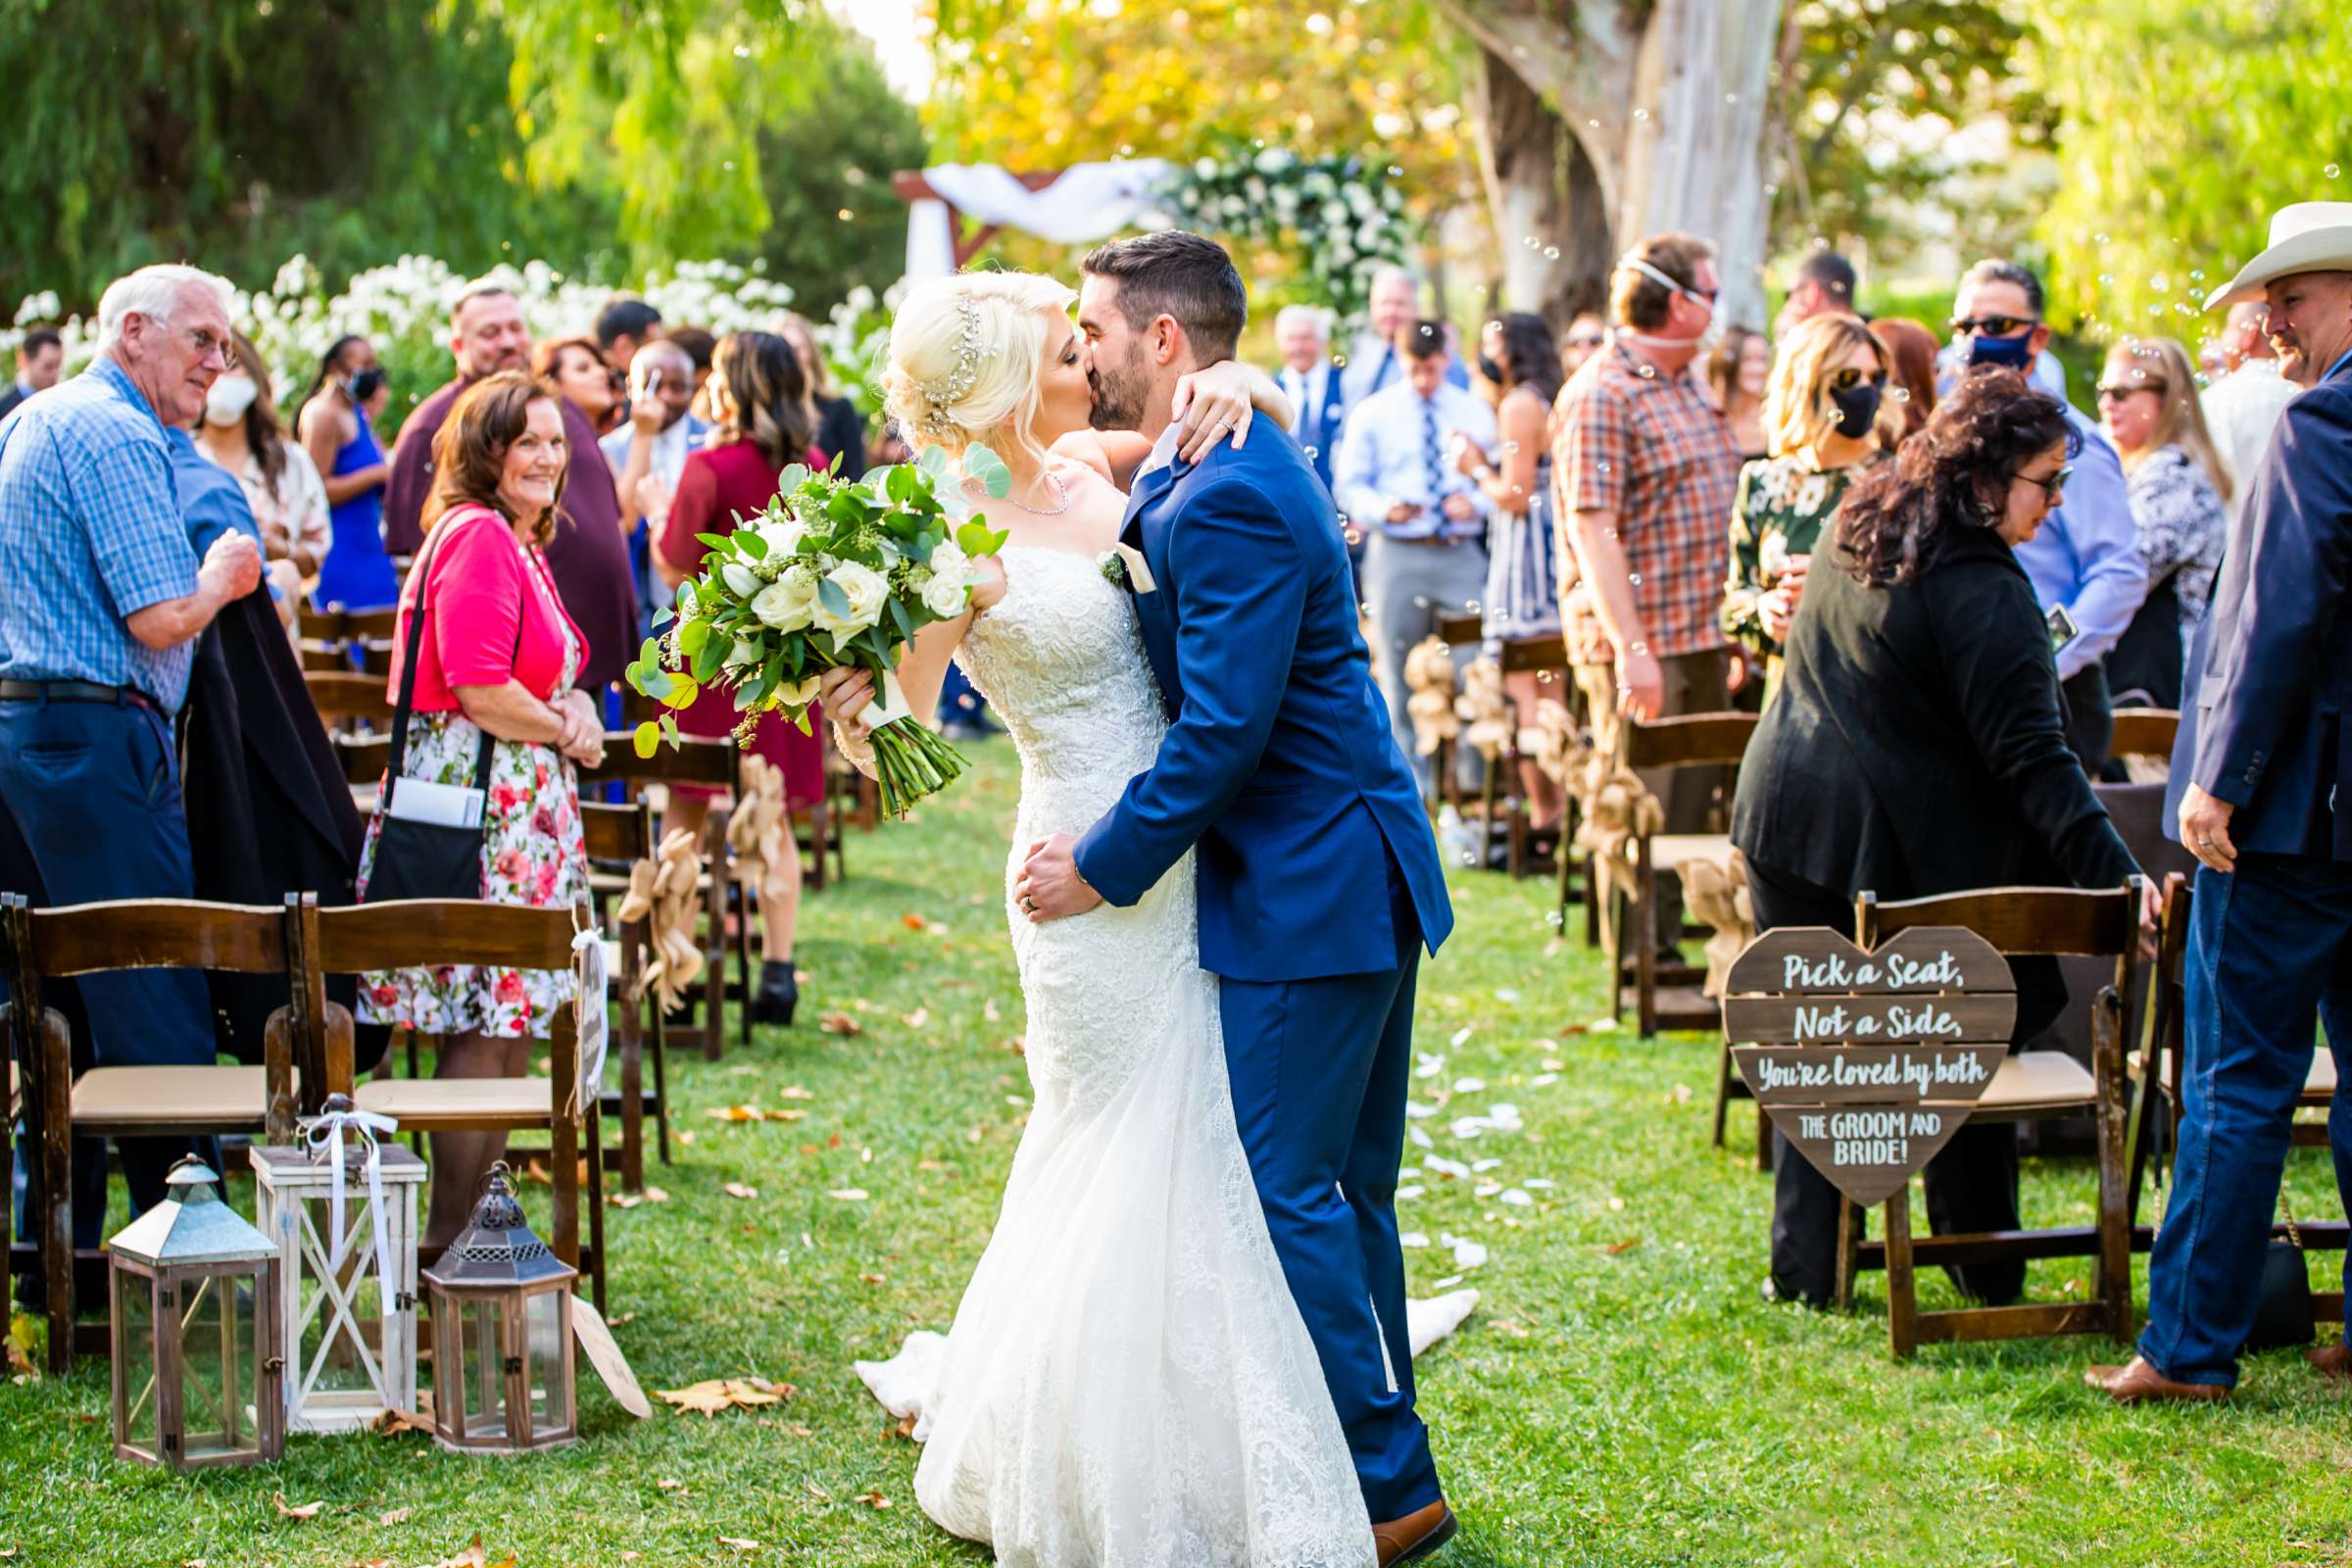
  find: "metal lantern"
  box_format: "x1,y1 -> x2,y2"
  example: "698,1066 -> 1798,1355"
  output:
106,1157 -> 284,1469
252,1096 -> 426,1433
421,1162 -> 578,1455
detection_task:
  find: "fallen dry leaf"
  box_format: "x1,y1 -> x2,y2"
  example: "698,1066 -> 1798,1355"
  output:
859,1272 -> 887,1285
271,1493 -> 324,1521
984,999 -> 1003,1022
369,1406 -> 433,1437
887,1412 -> 919,1442
780,1085 -> 814,1101
610,1310 -> 638,1326
1602,1237 -> 1643,1256
827,1188 -> 869,1201
658,1478 -> 687,1491
902,912 -> 926,930
429,1541 -> 513,1568
656,1378 -> 790,1416
723,1182 -> 760,1200
608,1191 -> 644,1209
916,1158 -> 944,1171
707,1104 -> 766,1122
719,1539 -> 761,1553
854,1491 -> 893,1510
675,1129 -> 697,1145
379,1507 -> 413,1527
902,1006 -> 929,1029
804,1481 -> 832,1501
818,1012 -> 862,1037
642,1186 -> 671,1203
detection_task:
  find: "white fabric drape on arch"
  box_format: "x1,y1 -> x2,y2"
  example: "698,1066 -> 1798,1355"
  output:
903,160 -> 1175,281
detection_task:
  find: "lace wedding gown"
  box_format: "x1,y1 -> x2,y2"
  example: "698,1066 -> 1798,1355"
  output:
855,544 -> 1377,1567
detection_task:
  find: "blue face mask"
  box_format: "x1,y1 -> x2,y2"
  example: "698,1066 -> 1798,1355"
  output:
1968,330 -> 2036,370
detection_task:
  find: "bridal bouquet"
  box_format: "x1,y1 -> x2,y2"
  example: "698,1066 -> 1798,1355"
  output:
624,446 -> 1011,818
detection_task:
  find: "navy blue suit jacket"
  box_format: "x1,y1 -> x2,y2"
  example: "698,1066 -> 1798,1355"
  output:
2168,350 -> 2352,858
1073,423 -> 1452,981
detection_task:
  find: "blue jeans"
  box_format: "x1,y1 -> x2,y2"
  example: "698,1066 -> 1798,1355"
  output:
1217,870 -> 1440,1523
0,696 -> 218,1253
2137,855 -> 2352,1386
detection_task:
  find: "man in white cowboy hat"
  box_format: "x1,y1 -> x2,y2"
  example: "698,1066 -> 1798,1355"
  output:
2090,201 -> 2352,1405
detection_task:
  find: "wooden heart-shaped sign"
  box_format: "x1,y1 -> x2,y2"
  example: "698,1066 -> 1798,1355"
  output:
1722,927 -> 2014,1207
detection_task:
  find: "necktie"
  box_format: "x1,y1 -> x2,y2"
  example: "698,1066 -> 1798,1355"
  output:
1422,396 -> 1444,528
1374,344 -> 1397,395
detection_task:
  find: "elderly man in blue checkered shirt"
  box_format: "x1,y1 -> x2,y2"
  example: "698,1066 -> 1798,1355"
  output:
0,264 -> 263,1277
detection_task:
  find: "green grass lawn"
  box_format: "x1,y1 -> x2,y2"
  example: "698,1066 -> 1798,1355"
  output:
8,740 -> 2352,1566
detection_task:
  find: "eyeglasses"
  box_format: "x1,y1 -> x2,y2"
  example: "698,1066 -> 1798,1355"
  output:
2095,380 -> 2166,402
1828,367 -> 1889,392
2016,465 -> 2073,500
1566,333 -> 1606,349
1947,315 -> 2038,338
182,327 -> 229,366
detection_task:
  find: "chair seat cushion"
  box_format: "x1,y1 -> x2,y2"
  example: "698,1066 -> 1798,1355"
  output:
73,1065 -> 287,1127
1650,833 -> 1732,874
1975,1052 -> 2095,1114
356,1076 -> 552,1124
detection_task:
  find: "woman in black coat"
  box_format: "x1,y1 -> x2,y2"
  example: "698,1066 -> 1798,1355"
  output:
1732,368 -> 2160,1308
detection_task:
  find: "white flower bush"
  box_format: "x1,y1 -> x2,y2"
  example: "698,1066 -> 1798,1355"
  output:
1157,143 -> 1412,326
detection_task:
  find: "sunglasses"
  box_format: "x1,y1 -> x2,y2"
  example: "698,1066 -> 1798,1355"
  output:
1947,315 -> 2038,338
1828,367 -> 1889,392
2016,465 -> 2073,500
1566,333 -> 1606,349
2095,380 -> 2166,402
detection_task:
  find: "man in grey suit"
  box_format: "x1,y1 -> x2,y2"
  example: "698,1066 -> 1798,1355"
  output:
2092,203 -> 2352,1403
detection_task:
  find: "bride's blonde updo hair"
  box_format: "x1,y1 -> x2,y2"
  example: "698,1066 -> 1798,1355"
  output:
882,270 -> 1076,464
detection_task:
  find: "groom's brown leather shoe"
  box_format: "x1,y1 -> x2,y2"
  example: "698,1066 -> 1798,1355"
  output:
2084,1355 -> 2229,1404
1374,1498 -> 1456,1566
2307,1342 -> 2352,1382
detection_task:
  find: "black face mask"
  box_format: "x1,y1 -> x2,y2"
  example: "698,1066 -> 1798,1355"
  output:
1828,379 -> 1883,440
1475,353 -> 1506,385
346,367 -> 387,403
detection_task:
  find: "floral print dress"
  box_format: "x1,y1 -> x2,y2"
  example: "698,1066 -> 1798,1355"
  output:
355,538 -> 589,1039
1720,452 -> 1875,684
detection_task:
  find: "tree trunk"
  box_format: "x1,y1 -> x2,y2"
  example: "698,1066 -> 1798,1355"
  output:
1446,0 -> 1785,330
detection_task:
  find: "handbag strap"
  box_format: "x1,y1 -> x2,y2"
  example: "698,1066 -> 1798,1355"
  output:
382,511 -> 516,810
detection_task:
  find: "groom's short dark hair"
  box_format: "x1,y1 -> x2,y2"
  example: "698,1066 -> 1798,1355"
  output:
1081,231 -> 1247,364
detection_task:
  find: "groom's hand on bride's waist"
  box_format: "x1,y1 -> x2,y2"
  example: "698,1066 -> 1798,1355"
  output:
1018,833 -> 1103,922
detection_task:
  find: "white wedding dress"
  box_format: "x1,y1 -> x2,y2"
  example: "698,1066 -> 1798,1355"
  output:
854,544 -> 1379,1567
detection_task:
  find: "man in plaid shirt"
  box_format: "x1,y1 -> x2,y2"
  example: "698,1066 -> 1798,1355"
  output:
1553,233 -> 1743,947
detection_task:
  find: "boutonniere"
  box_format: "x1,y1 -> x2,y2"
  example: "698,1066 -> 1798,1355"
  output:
1099,542 -> 1157,595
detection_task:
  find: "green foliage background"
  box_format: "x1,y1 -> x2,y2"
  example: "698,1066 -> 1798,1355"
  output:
0,0 -> 922,316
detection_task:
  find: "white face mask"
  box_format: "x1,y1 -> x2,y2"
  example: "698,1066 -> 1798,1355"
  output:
1617,257 -> 1718,353
205,374 -> 259,426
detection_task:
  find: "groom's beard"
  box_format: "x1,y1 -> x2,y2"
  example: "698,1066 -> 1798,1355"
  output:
1088,345 -> 1149,431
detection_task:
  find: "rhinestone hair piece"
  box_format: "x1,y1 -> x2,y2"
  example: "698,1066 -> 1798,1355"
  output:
918,293 -> 994,437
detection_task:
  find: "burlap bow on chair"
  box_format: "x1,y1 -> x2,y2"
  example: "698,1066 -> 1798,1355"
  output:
1455,657 -> 1513,763
1679,846 -> 1755,999
1571,755 -> 1663,943
726,755 -> 791,886
1521,697 -> 1590,791
615,827 -> 706,1012
1403,636 -> 1461,758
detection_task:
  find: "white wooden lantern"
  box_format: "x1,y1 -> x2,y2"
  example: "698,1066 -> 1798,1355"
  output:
250,1096 -> 425,1433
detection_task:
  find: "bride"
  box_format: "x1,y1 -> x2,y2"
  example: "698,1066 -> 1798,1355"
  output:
832,271 -> 1456,1566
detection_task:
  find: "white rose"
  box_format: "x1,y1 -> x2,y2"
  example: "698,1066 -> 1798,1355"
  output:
751,569 -> 819,631
920,570 -> 967,619
926,537 -> 970,582
811,561 -> 889,637
758,515 -> 808,559
721,562 -> 760,599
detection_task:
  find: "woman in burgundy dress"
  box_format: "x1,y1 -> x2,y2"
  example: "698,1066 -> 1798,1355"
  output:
655,330 -> 822,1025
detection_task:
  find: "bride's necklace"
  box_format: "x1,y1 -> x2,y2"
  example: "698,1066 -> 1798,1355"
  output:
971,468 -> 1072,516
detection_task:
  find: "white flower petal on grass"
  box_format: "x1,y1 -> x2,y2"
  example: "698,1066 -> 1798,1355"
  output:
1399,1233 -> 1430,1249
1443,1235 -> 1489,1269
1421,1155 -> 1470,1180
1452,1077 -> 1486,1095
1522,1178 -> 1555,1190
1472,1158 -> 1502,1173
1530,1072 -> 1560,1088
1448,1120 -> 1486,1141
1395,1185 -> 1425,1201
1449,1027 -> 1475,1049
1404,1102 -> 1437,1120
1407,1125 -> 1434,1150
1500,1189 -> 1535,1207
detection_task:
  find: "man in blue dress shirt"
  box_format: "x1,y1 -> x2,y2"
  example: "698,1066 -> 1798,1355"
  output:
1941,259 -> 2148,771
2093,204 -> 2352,1403
0,265 -> 262,1285
1333,320 -> 1496,792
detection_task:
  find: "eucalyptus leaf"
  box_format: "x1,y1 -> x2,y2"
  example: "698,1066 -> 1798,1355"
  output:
779,463 -> 810,494
917,444 -> 950,478
632,721 -> 661,760
963,443 -> 1012,499
817,574 -> 853,617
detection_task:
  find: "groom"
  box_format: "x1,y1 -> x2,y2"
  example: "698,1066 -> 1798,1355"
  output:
1019,231 -> 1459,1565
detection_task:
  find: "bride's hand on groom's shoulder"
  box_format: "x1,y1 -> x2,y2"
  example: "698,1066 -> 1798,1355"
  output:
1171,363 -> 1260,464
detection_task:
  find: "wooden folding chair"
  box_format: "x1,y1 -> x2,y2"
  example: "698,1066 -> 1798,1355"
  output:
2107,708 -> 2180,763
2,896 -> 308,1372
1611,712 -> 1757,1036
2126,872 -> 2347,1321
295,896 -> 606,1310
297,605 -> 399,644
578,731 -> 751,1059
1838,881 -> 2144,1356
578,799 -> 670,1193
1471,634 -> 1574,882
304,670 -> 394,734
